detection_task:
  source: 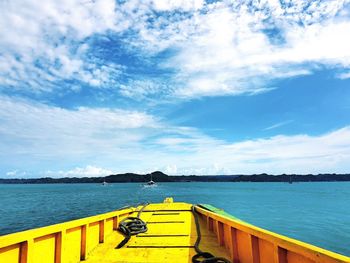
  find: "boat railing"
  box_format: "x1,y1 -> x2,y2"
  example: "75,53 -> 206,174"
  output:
195,206 -> 350,263
1,204 -> 349,263
0,207 -> 135,263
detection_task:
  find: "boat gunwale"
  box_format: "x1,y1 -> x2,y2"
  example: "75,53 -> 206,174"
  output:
194,205 -> 350,263
0,207 -> 135,248
1,202 -> 349,263
0,202 -> 191,248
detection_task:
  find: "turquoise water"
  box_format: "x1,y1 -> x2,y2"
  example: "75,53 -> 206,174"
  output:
0,182 -> 349,256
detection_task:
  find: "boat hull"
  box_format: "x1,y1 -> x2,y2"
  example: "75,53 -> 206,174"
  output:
0,199 -> 349,263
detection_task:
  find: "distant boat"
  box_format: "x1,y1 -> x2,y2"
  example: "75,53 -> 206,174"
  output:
146,180 -> 155,185
145,174 -> 157,186
102,181 -> 108,186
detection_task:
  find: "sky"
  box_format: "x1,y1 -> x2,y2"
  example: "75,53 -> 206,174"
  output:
1,0 -> 350,178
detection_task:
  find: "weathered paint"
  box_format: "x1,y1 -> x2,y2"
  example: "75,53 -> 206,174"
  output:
0,199 -> 349,263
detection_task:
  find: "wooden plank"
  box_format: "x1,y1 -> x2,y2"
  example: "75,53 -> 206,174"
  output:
236,229 -> 252,263
224,224 -> 231,250
230,227 -> 239,263
80,225 -> 87,260
19,241 -> 27,263
274,245 -> 287,263
65,227 -> 81,262
60,231 -> 66,263
99,220 -> 105,243
213,219 -> 217,234
259,239 -> 274,263
208,217 -> 214,231
54,232 -> 62,263
19,240 -> 33,263
217,221 -> 225,246
113,216 -> 118,230
251,235 -> 260,263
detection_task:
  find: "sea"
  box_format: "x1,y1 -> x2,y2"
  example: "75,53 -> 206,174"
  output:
0,182 -> 349,256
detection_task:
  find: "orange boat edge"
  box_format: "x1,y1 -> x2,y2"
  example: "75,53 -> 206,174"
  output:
0,197 -> 349,263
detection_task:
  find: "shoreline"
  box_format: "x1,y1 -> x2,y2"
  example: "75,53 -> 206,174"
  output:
1,171 -> 350,184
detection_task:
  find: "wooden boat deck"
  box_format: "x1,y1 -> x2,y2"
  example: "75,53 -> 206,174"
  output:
84,202 -> 230,263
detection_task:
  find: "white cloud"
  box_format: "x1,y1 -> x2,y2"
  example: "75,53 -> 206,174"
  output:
0,0 -> 123,92
44,165 -> 113,178
164,164 -> 178,175
164,2 -> 350,97
154,127 -> 350,175
0,95 -> 158,164
1,96 -> 350,175
118,1 -> 350,98
1,0 -> 350,98
152,0 -> 204,11
6,171 -> 17,177
1,1 -> 350,176
337,71 -> 350,79
119,79 -> 170,100
5,170 -> 26,177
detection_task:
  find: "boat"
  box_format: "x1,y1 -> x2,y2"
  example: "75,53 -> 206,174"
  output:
0,198 -> 349,263
102,181 -> 108,186
145,180 -> 156,186
145,173 -> 157,186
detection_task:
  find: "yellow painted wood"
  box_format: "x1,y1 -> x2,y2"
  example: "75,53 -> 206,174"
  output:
65,226 -> 81,263
0,243 -> 21,262
84,202 -> 230,263
33,234 -> 55,263
0,198 -> 349,263
87,222 -> 99,256
195,206 -> 350,263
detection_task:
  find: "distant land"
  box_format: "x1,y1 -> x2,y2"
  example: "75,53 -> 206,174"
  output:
0,171 -> 350,184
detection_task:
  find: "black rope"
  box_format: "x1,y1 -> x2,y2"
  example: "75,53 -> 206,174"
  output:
115,203 -> 149,249
192,206 -> 231,263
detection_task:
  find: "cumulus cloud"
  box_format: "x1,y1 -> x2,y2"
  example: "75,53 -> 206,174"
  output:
154,127 -> 350,175
1,1 -> 350,176
0,95 -> 158,167
83,0 -> 350,99
161,1 -> 350,97
1,96 -> 350,176
1,0 -> 350,98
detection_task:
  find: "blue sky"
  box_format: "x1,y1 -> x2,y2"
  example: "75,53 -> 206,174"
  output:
1,0 -> 350,177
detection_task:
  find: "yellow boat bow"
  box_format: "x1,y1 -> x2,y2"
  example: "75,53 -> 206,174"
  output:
0,198 -> 349,263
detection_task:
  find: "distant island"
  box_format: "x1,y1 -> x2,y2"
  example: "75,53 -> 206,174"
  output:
0,171 -> 350,184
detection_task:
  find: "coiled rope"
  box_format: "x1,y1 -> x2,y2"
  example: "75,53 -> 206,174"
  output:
192,206 -> 231,263
115,203 -> 149,249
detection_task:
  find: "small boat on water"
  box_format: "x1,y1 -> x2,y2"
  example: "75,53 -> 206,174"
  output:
146,180 -> 156,186
102,181 -> 108,186
0,198 -> 349,263
145,173 -> 157,186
